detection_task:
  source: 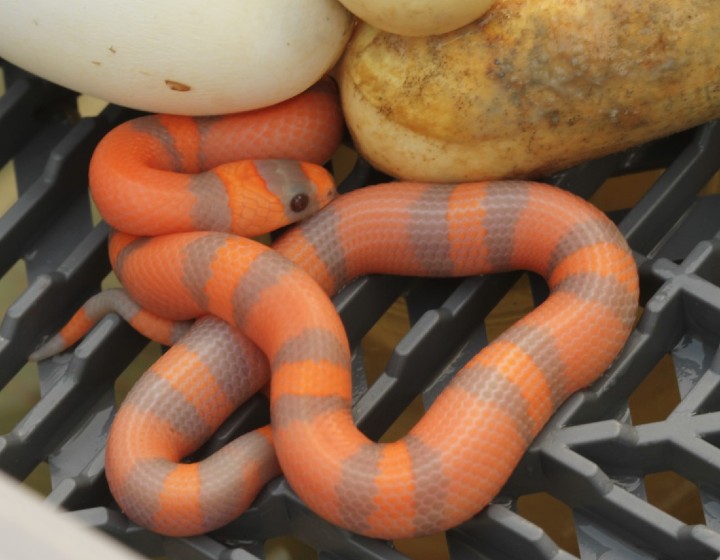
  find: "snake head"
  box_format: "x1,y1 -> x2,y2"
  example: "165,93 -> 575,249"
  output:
216,158 -> 338,237
259,159 -> 338,225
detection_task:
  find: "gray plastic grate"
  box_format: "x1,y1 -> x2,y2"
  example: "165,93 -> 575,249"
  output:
2,59 -> 720,559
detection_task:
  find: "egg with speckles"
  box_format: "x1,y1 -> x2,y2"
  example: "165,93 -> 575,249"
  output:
0,0 -> 353,115
339,0 -> 720,182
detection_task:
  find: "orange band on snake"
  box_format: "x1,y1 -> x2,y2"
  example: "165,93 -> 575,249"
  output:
31,79 -> 638,539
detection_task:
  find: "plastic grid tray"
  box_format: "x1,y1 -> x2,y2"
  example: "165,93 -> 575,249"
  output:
2,59 -> 720,560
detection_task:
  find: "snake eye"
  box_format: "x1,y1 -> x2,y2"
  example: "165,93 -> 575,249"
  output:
290,193 -> 310,213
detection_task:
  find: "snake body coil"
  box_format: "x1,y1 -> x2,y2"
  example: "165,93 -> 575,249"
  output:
32,80 -> 638,538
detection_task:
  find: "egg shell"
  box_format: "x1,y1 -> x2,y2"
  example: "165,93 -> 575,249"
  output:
336,0 -> 494,36
339,2 -> 720,182
0,0 -> 353,115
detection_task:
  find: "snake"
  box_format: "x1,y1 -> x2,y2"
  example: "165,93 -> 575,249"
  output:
30,78 -> 639,540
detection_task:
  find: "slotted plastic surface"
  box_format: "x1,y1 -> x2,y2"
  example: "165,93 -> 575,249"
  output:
2,60 -> 720,560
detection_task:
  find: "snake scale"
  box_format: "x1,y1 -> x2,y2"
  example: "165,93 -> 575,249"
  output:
31,79 -> 638,539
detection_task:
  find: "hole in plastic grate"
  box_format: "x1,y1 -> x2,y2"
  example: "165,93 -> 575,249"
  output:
91,197 -> 104,227
0,259 -> 27,322
485,274 -> 535,343
591,170 -> 664,213
516,492 -> 579,556
264,536 -> 317,560
101,270 -> 122,291
380,394 -> 425,443
0,363 -> 40,433
394,533 -> 450,560
77,95 -> 109,118
362,296 -> 410,384
692,238 -> 720,287
114,342 -> 163,406
332,143 -> 359,186
627,354 -> 681,425
103,269 -> 165,403
644,471 -> 705,526
24,460 -> 51,496
0,159 -> 18,217
699,171 -> 720,196
360,297 -> 427,442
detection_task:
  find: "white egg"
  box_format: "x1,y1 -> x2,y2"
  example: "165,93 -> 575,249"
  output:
336,0 -> 495,36
0,0 -> 353,115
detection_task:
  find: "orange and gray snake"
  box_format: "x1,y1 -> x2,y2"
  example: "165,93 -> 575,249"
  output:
31,79 -> 639,540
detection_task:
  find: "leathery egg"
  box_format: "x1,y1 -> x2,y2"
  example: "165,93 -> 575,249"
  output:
0,0 -> 353,115
335,0 -> 495,36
